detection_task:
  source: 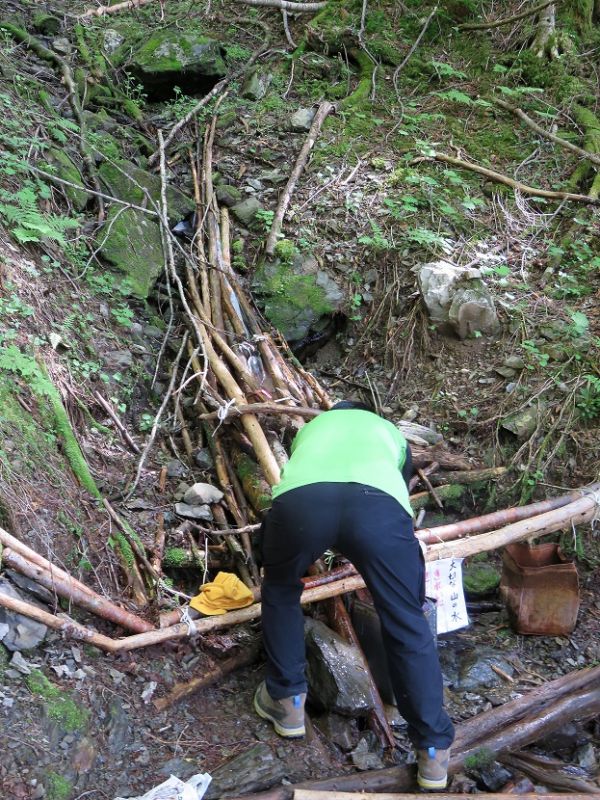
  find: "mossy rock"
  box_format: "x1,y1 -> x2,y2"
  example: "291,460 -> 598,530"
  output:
32,13 -> 61,35
252,253 -> 343,343
127,30 -> 226,100
43,148 -> 90,211
463,562 -> 501,599
26,669 -> 90,733
95,207 -> 164,298
98,159 -> 194,224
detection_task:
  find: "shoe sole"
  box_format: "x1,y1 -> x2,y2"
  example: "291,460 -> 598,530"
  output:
253,693 -> 306,738
417,775 -> 448,791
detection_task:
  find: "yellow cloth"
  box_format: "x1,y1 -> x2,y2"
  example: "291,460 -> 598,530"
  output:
189,571 -> 254,616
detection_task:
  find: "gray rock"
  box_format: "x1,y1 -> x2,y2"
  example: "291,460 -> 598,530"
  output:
305,617 -> 374,716
467,760 -> 513,791
174,502 -> 213,521
501,404 -> 542,439
5,570 -> 55,605
241,69 -> 273,101
216,184 -> 242,207
349,736 -> 385,771
103,350 -> 133,371
183,482 -> 224,505
416,261 -> 499,338
103,29 -> 125,53
0,580 -> 48,651
193,448 -> 214,470
503,355 -> 525,370
9,651 -> 32,675
231,197 -> 264,226
454,648 -> 516,691
52,37 -> 71,55
574,742 -> 597,771
448,286 -> 500,339
316,713 -> 359,751
205,743 -> 285,798
166,459 -> 187,478
290,107 -> 316,131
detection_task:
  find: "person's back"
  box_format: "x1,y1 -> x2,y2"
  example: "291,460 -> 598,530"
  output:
272,408 -> 412,515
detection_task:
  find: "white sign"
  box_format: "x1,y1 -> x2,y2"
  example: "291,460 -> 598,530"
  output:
116,773 -> 212,800
425,557 -> 469,634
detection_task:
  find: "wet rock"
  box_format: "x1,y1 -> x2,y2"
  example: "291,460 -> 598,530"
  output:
193,448 -> 214,470
349,734 -> 385,770
127,31 -> 226,100
538,721 -> 582,752
241,69 -> 272,101
468,760 -> 513,791
231,197 -> 264,226
315,712 -> 360,751
504,355 -> 526,370
205,742 -> 285,798
305,618 -> 374,716
183,483 -> 224,505
0,579 -> 48,651
290,107 -> 316,131
574,742 -> 597,771
174,502 -> 213,521
453,647 -> 515,691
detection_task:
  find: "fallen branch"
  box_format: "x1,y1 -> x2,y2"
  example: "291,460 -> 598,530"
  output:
458,0 -> 560,31
492,97 -> 600,167
93,391 -> 141,454
265,101 -> 335,254
83,0 -> 325,16
1,548 -> 153,634
428,466 -> 507,486
296,793 -> 594,800
197,403 -> 320,422
416,467 -> 444,509
411,152 -> 600,204
0,590 -> 118,652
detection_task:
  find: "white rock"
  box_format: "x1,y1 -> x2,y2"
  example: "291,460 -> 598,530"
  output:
416,260 -> 480,322
183,482 -> 224,505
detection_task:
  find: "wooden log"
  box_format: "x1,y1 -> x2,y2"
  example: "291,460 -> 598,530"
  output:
0,526 -> 98,600
296,793 -> 595,800
0,591 -> 118,652
113,575 -> 368,651
428,466 -> 507,486
499,751 -> 600,793
153,642 -> 261,711
425,491 -> 600,562
416,484 -> 596,544
198,403 -> 320,422
1,548 -> 154,634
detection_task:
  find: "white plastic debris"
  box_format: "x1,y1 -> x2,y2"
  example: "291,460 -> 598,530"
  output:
115,772 -> 211,800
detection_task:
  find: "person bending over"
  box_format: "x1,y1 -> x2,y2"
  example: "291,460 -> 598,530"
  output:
253,401 -> 455,789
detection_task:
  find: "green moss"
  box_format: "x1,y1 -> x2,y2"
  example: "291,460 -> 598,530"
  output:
464,747 -> 496,771
273,239 -> 298,261
46,772 -> 72,800
95,207 -> 164,299
42,148 -> 90,211
569,104 -> 600,198
463,563 -> 501,598
26,670 -> 90,733
235,453 -> 272,512
163,547 -> 205,569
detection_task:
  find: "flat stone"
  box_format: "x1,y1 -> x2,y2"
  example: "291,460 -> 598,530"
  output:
290,107 -> 316,131
501,404 -> 542,439
205,743 -> 285,798
174,503 -> 213,521
0,579 -> 48,651
103,350 -> 133,371
231,197 -> 264,226
315,713 -> 359,752
166,460 -> 187,478
216,184 -> 242,208
183,483 -> 224,505
241,69 -> 272,101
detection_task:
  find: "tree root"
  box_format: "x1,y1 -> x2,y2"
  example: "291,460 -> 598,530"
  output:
568,104 -> 600,199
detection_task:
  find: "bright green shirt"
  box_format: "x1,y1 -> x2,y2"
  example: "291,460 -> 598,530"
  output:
272,409 -> 413,516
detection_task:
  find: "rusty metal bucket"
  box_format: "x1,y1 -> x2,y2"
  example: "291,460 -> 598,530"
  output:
500,542 -> 580,635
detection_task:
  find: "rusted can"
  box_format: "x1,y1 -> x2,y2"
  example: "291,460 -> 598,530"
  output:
500,542 -> 580,635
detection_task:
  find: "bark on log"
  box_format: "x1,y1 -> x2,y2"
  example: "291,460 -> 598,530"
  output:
1,548 -> 154,634
499,752 -> 600,794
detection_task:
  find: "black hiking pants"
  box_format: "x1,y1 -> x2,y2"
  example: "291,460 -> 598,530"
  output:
260,481 -> 455,750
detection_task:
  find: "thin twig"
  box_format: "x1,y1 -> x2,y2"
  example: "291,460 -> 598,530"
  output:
458,0 -> 561,31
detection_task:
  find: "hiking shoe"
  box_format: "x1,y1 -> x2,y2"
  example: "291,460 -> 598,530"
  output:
253,681 -> 306,738
417,746 -> 450,790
